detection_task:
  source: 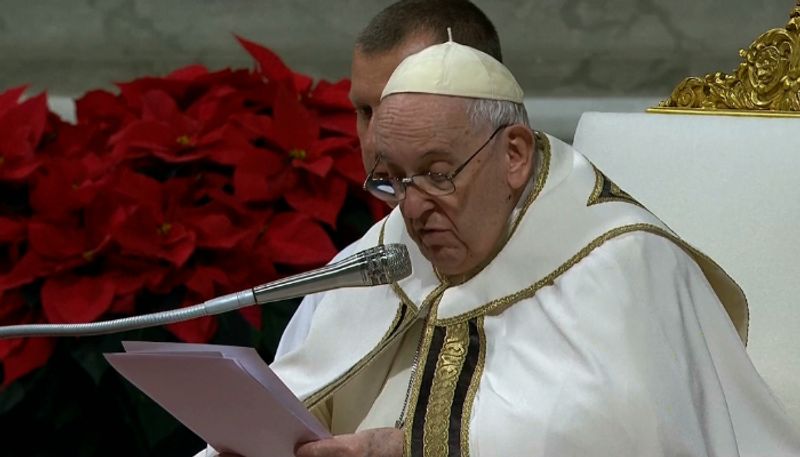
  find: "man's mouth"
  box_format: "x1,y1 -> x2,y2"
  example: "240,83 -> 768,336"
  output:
418,228 -> 451,245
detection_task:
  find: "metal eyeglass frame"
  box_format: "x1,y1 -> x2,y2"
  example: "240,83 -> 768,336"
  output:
362,123 -> 509,203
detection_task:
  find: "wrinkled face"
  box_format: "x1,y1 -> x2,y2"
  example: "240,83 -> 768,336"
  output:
372,94 -> 520,277
349,35 -> 435,173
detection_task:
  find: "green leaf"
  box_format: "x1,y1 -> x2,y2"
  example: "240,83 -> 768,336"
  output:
214,311 -> 258,347
70,338 -> 113,385
0,381 -> 26,415
257,298 -> 299,363
125,381 -> 180,448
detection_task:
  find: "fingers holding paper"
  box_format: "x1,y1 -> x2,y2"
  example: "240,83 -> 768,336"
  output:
295,427 -> 403,457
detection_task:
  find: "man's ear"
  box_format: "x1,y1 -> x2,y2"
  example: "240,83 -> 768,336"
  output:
503,124 -> 535,190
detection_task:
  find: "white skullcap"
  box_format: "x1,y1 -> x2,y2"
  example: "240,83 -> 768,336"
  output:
381,28 -> 524,104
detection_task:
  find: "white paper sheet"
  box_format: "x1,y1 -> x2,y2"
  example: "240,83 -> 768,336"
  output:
105,341 -> 330,457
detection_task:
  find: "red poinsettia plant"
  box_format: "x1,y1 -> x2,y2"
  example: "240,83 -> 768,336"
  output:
0,37 -> 386,449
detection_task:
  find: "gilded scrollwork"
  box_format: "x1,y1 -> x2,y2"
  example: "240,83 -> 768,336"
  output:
652,1 -> 800,115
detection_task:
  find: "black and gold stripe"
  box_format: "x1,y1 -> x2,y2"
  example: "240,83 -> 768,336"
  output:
408,318 -> 484,457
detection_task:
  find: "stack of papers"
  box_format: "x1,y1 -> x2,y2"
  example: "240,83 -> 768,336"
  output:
105,341 -> 330,457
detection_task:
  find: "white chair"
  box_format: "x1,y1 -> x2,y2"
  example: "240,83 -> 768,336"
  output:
571,2 -> 800,423
573,111 -> 800,424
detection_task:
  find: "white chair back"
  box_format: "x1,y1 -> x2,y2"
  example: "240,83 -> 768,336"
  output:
573,112 -> 800,423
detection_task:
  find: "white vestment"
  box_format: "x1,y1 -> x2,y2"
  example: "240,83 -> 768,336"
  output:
198,134 -> 800,456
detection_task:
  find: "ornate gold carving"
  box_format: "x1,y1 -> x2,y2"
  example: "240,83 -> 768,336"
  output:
651,1 -> 800,117
423,322 -> 470,457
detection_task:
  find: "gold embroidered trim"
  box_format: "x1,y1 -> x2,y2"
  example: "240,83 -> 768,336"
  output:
303,210 -> 445,408
433,223 -> 747,333
303,216 -> 418,409
508,131 -> 551,237
586,165 -> 642,207
306,199 -> 458,411
460,317 -> 486,457
677,236 -> 750,343
378,217 -> 421,314
303,301 -> 413,409
588,165 -> 604,204
422,322 -> 470,457
391,283 -> 419,315
403,298 -> 442,454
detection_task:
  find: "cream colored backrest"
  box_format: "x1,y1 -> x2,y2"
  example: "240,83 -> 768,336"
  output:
573,112 -> 800,423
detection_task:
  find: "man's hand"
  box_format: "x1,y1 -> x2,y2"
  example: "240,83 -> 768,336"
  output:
295,427 -> 403,457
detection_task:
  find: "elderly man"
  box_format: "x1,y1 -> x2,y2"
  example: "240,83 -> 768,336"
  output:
276,0 -> 503,358
265,39 -> 800,456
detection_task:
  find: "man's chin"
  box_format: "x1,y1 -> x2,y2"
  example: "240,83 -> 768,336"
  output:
421,247 -> 468,277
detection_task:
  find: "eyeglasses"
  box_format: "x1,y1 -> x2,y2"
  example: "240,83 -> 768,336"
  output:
362,124 -> 508,203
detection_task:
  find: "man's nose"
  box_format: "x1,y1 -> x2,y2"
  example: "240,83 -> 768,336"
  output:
400,184 -> 434,220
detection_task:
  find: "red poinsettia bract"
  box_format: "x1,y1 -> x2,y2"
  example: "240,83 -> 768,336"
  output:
0,36 -> 387,388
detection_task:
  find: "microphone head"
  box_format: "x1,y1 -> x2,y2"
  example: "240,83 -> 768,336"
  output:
362,244 -> 412,285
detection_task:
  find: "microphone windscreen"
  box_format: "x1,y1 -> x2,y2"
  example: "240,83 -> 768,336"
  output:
361,243 -> 412,285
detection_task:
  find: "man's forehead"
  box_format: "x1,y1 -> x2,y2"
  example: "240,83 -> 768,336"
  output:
372,95 -> 473,160
375,95 -> 467,135
376,93 -> 467,120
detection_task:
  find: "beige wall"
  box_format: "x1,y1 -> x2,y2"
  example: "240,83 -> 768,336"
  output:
1,0 -> 795,98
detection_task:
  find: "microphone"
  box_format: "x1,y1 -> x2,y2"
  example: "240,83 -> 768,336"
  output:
0,244 -> 411,339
